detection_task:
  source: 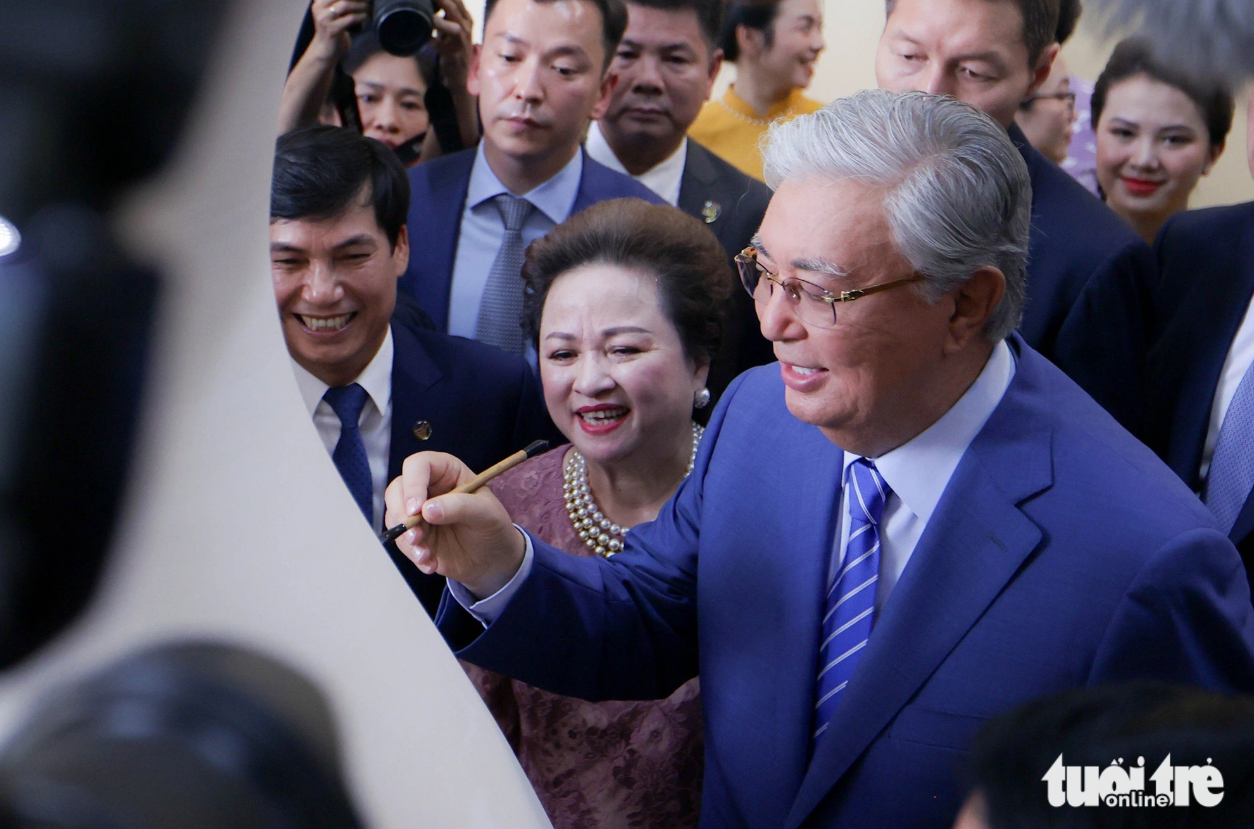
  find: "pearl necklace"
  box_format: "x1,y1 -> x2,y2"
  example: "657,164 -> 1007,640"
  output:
563,422 -> 704,558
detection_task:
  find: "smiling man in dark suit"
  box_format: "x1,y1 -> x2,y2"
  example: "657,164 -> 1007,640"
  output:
875,0 -> 1156,429
1143,96 -> 1254,595
584,0 -> 774,400
271,126 -> 553,616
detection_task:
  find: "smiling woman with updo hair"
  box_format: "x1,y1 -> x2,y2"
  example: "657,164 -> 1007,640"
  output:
1092,38 -> 1234,244
462,197 -> 731,829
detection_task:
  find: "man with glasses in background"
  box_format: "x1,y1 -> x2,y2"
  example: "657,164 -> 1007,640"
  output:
1014,57 -> 1077,165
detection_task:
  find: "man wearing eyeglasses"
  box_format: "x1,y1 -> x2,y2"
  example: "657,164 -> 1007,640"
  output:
385,92 -> 1254,829
1014,54 -> 1076,165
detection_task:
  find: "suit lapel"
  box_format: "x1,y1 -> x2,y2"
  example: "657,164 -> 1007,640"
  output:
705,414 -> 844,829
1157,222 -> 1254,488
677,143 -> 743,253
1230,490 -> 1254,545
677,142 -> 717,215
752,428 -> 844,827
386,321 -> 445,483
783,342 -> 1053,829
410,153 -> 473,331
1222,222 -> 1254,543
570,148 -> 602,214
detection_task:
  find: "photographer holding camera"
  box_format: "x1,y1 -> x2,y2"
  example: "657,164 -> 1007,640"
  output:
278,0 -> 478,163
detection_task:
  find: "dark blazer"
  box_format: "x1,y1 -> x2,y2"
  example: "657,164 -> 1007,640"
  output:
440,336 -> 1254,829
384,313 -> 554,617
399,148 -> 663,331
679,139 -> 775,405
1142,200 -> 1254,588
1009,124 -> 1156,429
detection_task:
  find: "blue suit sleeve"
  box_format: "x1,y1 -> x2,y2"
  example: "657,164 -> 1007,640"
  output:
1088,527 -> 1254,692
436,372 -> 753,701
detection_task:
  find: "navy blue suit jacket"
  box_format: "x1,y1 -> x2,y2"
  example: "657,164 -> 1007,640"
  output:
383,314 -> 554,616
1010,125 -> 1156,429
679,140 -> 775,406
1142,200 -> 1254,589
440,336 -> 1254,828
398,148 -> 663,331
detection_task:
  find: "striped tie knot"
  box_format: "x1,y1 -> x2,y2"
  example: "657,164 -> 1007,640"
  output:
847,458 -> 888,527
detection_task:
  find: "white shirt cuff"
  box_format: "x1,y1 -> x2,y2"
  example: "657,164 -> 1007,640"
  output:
447,525 -> 534,626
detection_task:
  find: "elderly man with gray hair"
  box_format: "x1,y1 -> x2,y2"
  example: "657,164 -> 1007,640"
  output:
386,90 -> 1254,828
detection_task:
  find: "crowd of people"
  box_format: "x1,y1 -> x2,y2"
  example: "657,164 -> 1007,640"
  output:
272,0 -> 1254,825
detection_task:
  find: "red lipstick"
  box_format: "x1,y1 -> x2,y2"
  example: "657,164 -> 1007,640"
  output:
1121,177 -> 1163,197
575,404 -> 628,436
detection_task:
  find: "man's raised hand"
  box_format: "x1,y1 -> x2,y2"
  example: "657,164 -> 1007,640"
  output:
383,452 -> 527,598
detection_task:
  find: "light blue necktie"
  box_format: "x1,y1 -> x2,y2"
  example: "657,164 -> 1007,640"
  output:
813,458 -> 888,751
323,383 -> 372,525
475,194 -> 534,355
1206,362 -> 1254,532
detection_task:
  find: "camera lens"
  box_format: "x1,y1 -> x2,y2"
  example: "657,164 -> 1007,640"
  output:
374,0 -> 434,55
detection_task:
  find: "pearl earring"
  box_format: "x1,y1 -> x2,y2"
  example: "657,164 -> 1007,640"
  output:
694,387 -> 711,409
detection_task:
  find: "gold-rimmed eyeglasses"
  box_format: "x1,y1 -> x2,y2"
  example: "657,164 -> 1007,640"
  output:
1023,91 -> 1077,111
734,246 -> 925,329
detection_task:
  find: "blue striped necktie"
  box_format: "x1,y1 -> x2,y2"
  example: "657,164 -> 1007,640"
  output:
1206,360 -> 1254,532
813,458 -> 889,750
323,383 -> 373,525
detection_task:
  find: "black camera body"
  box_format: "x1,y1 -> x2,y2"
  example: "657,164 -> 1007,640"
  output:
374,0 -> 436,55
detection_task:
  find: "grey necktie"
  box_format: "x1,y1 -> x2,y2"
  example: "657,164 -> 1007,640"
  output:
1205,360 -> 1254,532
475,194 -> 535,355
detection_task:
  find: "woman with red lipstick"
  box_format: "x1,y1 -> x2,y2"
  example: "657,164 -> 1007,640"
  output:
461,199 -> 730,829
1092,38 -> 1233,245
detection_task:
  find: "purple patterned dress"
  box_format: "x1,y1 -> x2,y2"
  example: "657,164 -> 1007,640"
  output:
463,446 -> 703,829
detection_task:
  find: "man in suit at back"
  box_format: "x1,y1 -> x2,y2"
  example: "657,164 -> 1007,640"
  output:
384,91 -> 1254,828
271,126 -> 553,616
876,0 -> 1155,429
1143,92 -> 1254,596
584,0 -> 774,401
400,0 -> 662,357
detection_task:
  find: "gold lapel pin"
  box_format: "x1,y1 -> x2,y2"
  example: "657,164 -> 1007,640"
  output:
701,200 -> 721,224
412,420 -> 432,441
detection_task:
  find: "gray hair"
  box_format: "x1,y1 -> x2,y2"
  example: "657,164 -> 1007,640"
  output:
762,89 -> 1032,342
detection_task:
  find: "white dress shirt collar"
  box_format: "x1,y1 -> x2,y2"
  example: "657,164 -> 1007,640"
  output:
291,328 -> 395,529
844,340 -> 1015,523
453,341 -> 1017,626
291,327 -> 394,418
584,121 -> 687,207
466,142 -> 584,224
